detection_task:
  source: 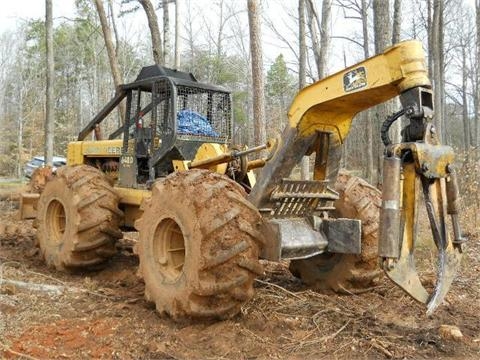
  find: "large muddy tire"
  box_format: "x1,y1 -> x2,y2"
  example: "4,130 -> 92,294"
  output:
36,165 -> 123,271
136,169 -> 264,320
289,171 -> 382,292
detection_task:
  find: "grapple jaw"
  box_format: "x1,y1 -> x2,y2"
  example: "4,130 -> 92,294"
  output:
381,236 -> 463,315
426,242 -> 462,314
379,157 -> 465,314
379,88 -> 466,314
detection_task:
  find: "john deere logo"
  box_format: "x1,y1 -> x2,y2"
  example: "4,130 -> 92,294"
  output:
343,67 -> 367,92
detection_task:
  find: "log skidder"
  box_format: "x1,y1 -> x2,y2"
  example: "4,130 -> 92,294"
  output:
21,40 -> 465,320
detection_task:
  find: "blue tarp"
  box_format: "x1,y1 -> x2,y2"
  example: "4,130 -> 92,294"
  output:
177,109 -> 218,137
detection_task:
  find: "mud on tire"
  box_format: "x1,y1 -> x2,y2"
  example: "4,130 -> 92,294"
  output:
289,170 -> 382,292
36,165 -> 123,271
136,169 -> 264,320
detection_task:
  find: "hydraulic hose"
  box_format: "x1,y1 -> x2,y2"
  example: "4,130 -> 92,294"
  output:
381,108 -> 406,146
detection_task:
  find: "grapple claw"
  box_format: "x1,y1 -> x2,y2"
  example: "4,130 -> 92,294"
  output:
376,86 -> 465,314
421,175 -> 464,314
382,254 -> 429,304
379,159 -> 430,304
383,237 -> 463,315
426,244 -> 462,315
379,151 -> 464,315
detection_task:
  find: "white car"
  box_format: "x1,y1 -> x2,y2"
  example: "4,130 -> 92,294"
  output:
24,156 -> 67,178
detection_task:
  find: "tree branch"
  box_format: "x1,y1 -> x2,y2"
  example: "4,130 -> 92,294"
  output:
331,35 -> 364,48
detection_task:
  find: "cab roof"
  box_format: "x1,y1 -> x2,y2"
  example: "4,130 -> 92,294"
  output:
122,64 -> 229,93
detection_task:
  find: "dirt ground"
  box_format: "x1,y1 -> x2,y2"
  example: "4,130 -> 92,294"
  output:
0,184 -> 479,359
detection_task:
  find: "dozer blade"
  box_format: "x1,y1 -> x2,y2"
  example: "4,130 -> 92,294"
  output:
379,161 -> 464,314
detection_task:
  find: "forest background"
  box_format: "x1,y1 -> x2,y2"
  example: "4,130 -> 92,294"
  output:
0,0 -> 478,212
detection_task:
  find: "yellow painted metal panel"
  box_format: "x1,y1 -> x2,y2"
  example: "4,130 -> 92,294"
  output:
114,186 -> 151,206
288,40 -> 430,141
67,142 -> 84,165
172,160 -> 190,171
192,143 -> 229,174
81,140 -> 123,156
67,140 -> 124,165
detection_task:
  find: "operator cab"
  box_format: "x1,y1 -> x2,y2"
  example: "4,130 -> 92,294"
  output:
111,65 -> 232,188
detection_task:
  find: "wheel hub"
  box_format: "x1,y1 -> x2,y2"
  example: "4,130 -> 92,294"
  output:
46,199 -> 66,245
153,218 -> 186,281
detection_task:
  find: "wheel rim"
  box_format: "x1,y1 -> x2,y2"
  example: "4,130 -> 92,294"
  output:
153,218 -> 186,281
46,199 -> 66,245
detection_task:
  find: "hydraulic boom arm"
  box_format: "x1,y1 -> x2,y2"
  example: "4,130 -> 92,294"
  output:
248,40 -> 465,314
249,40 -> 431,206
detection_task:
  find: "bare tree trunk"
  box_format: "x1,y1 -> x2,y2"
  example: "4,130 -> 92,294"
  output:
360,0 -> 370,58
94,0 -> 125,125
392,0 -> 402,143
17,87 -> 23,178
439,3 -> 445,140
185,0 -> 195,62
318,0 -> 331,79
78,83 -> 83,132
216,0 -> 225,61
373,0 -> 391,87
139,0 -> 164,65
305,0 -> 331,80
45,0 -> 54,166
107,0 -> 124,126
305,0 -> 321,79
247,0 -> 266,147
392,0 -> 402,44
175,0 -> 181,68
432,0 -> 445,142
299,0 -> 306,90
163,0 -> 171,66
303,0 -> 332,176
108,0 -> 120,57
94,0 -> 122,89
427,0 -> 434,80
299,0 -> 310,180
475,0 -> 480,147
373,0 -> 392,185
361,0 -> 374,183
462,46 -> 471,153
